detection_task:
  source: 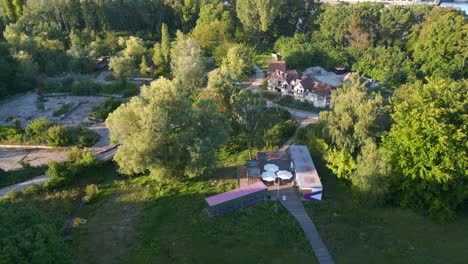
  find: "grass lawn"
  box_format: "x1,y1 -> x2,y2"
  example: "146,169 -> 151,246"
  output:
300,135 -> 468,264
71,167 -> 317,264
0,165 -> 47,187
255,53 -> 272,72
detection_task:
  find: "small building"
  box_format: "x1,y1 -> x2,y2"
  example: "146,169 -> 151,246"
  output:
205,182 -> 268,217
288,145 -> 323,201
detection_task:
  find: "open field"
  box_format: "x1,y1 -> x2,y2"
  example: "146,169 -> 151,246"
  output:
71,167 -> 317,264
298,134 -> 468,264
0,92 -> 106,127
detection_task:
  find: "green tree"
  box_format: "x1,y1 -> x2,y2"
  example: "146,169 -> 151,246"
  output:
318,3 -> 352,46
106,77 -> 228,178
109,56 -> 136,80
384,78 -> 467,222
410,8 -> 467,79
170,31 -> 207,92
380,5 -> 415,48
232,89 -> 266,159
221,43 -> 255,81
161,23 -> 171,65
13,50 -> 38,92
319,74 -> 390,155
205,68 -> 239,115
123,36 -> 146,62
67,45 -> 94,73
139,56 -> 151,76
236,0 -> 282,43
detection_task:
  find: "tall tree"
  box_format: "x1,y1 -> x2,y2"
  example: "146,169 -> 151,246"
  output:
232,89 -> 266,159
106,77 -> 228,178
384,78 -> 467,222
410,8 -> 467,79
170,31 -> 206,92
236,0 -> 282,43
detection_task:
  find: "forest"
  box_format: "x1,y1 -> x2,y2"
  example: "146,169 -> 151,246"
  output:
0,0 -> 467,263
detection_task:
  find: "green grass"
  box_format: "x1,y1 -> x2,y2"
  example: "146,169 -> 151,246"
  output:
255,54 -> 272,71
298,129 -> 468,264
0,166 -> 47,187
71,168 -> 317,264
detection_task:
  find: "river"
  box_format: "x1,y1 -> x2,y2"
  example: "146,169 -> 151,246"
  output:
440,2 -> 468,14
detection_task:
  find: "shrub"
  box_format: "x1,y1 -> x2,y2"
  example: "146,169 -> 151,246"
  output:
0,202 -> 71,263
264,120 -> 299,149
46,161 -> 74,187
46,125 -> 71,147
0,126 -> 23,143
70,76 -> 98,95
67,147 -> 98,167
83,184 -> 101,203
24,118 -> 53,143
98,81 -> 138,97
68,126 -> 100,147
89,98 -> 122,121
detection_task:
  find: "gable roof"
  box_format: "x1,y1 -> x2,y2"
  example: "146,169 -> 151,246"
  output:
295,76 -> 331,96
267,61 -> 286,76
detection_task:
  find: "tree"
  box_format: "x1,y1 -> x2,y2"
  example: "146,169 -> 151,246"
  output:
139,56 -> 151,76
160,23 -> 171,65
384,78 -> 467,222
205,68 -> 239,115
410,8 -> 467,79
109,56 -> 136,80
67,45 -> 94,73
123,36 -> 146,62
190,20 -> 229,55
353,46 -> 410,88
232,89 -> 266,159
351,140 -> 390,206
13,50 -> 39,92
319,74 -> 390,155
170,31 -> 207,92
236,0 -> 282,43
380,5 -> 415,48
318,3 -> 352,46
106,77 -> 228,178
221,44 -> 255,81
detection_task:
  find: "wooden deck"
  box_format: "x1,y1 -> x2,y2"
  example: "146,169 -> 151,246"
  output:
280,188 -> 335,264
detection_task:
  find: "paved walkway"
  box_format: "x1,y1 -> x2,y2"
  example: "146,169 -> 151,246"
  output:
0,174 -> 48,198
281,188 -> 335,264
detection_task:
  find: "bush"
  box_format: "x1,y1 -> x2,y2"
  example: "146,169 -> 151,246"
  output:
0,126 -> 23,143
98,81 -> 138,97
83,184 -> 101,203
70,76 -> 98,95
0,202 -> 71,263
89,98 -> 122,121
68,126 -> 100,147
67,147 -> 98,167
46,125 -> 71,147
46,161 -> 74,187
264,120 -> 299,149
24,118 -> 53,143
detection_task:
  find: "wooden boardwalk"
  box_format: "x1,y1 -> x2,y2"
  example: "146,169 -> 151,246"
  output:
281,189 -> 335,264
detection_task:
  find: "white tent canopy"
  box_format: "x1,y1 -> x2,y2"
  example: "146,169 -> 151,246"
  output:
264,164 -> 279,173
276,170 -> 293,180
261,171 -> 277,182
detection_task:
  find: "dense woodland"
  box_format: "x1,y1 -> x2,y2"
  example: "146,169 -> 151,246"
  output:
0,0 -> 467,262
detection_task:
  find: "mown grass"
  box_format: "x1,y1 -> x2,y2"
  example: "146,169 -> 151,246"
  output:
0,165 -> 47,187
71,168 -> 317,264
298,128 -> 468,264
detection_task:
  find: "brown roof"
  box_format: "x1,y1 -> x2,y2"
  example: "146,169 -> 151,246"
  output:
297,76 -> 331,96
268,61 -> 286,76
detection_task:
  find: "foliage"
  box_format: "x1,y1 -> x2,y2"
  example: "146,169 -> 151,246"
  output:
236,0 -> 282,42
264,119 -> 298,149
384,78 -> 467,222
106,77 -> 229,178
170,31 -> 207,92
46,125 -> 70,147
203,68 -> 239,116
0,202 -> 70,264
109,56 -> 136,80
326,148 -> 356,180
410,8 -> 467,80
89,98 -> 122,121
351,140 -> 390,206
232,89 -> 266,159
83,184 -> 101,203
319,74 -> 390,155
98,81 -> 138,97
47,148 -> 98,187
52,103 -> 73,117
0,166 -> 47,188
24,117 -> 52,143
221,43 -> 255,80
